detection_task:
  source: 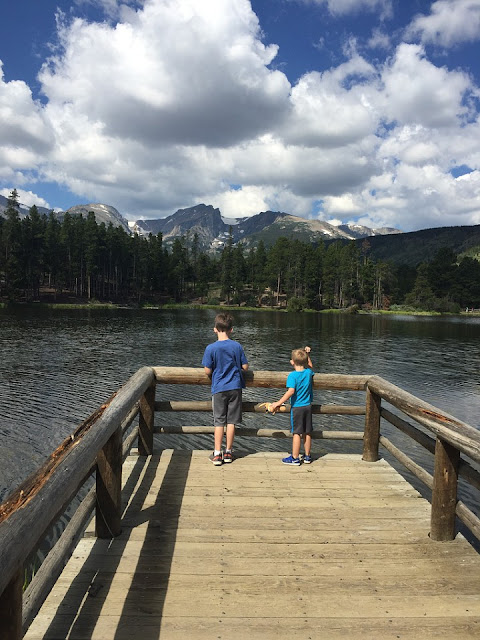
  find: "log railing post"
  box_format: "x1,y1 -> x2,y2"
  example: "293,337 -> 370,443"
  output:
96,425 -> 123,538
430,437 -> 460,541
0,569 -> 22,640
363,386 -> 381,462
138,383 -> 156,456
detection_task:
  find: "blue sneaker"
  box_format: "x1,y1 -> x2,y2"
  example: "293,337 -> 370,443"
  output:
303,455 -> 312,464
282,455 -> 301,465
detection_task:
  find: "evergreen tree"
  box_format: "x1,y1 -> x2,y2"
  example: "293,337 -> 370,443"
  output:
405,263 -> 436,310
266,237 -> 290,305
23,205 -> 46,299
220,229 -> 234,303
44,213 -> 62,295
85,211 -> 99,299
427,247 -> 458,299
3,190 -> 23,294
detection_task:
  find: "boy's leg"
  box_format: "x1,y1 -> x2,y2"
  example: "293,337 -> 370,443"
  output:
225,423 -> 235,451
214,426 -> 225,452
292,434 -> 301,459
304,434 -> 312,456
224,390 -> 241,459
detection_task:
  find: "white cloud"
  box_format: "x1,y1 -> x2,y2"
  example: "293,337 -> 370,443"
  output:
203,185 -> 313,220
282,56 -> 378,147
323,194 -> 362,215
379,44 -> 472,128
367,29 -> 391,50
40,0 -> 290,148
407,0 -> 480,48
0,188 -> 51,209
0,62 -> 53,181
303,0 -> 393,18
0,0 -> 479,231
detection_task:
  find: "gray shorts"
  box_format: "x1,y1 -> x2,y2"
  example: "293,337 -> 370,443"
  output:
291,405 -> 313,435
212,389 -> 242,426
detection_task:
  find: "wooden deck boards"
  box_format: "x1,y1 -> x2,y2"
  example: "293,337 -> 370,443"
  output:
25,451 -> 480,639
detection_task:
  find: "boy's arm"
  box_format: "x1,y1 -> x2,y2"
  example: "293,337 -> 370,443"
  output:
305,345 -> 313,368
242,363 -> 249,371
204,367 -> 212,377
270,387 -> 294,411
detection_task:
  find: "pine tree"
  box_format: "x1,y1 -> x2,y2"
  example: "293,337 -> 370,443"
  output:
3,190 -> 23,294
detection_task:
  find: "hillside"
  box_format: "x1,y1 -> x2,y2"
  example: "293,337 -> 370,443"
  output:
353,224 -> 480,266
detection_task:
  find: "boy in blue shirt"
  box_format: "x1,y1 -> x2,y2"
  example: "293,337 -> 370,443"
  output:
270,346 -> 314,465
202,312 -> 249,466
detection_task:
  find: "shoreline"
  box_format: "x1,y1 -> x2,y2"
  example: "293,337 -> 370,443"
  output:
1,300 -> 480,317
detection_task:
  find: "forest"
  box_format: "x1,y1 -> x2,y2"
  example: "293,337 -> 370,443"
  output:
1,190 -> 480,312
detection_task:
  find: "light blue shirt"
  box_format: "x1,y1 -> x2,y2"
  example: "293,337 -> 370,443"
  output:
286,368 -> 314,407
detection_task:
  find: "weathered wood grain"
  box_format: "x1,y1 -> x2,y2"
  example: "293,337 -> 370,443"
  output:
153,367 -> 370,390
155,400 -> 365,415
24,452 -> 480,640
0,366 -> 155,599
368,375 -> 480,462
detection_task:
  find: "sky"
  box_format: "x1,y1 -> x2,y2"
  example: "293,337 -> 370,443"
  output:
0,0 -> 480,231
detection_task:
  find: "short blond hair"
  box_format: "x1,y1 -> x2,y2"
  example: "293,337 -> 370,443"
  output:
291,348 -> 308,366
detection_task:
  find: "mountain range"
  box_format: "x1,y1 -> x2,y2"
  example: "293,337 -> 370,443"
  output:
133,203 -> 400,250
0,196 -> 399,249
2,195 -> 480,266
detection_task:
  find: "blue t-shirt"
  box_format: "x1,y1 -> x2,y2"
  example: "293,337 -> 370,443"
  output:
286,368 -> 314,407
202,339 -> 248,395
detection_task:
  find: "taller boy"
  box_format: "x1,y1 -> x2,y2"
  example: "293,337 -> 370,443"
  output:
202,312 -> 249,466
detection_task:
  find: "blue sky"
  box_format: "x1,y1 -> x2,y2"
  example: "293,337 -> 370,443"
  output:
0,0 -> 480,231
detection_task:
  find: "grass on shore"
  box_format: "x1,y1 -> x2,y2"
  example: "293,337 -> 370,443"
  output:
2,300 -> 479,317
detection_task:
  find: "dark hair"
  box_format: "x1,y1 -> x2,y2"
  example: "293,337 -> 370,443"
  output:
215,312 -> 234,332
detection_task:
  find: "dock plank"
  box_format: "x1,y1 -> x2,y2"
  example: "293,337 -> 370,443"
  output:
25,452 -> 480,639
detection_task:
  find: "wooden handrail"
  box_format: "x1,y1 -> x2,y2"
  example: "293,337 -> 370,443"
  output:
153,367 -> 370,390
155,400 -> 366,415
0,366 -> 155,599
367,375 -> 480,463
154,425 -> 364,440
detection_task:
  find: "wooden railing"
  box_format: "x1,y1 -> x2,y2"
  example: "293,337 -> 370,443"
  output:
0,366 -> 479,639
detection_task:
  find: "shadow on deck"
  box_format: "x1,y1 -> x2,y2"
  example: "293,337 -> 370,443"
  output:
25,451 -> 480,640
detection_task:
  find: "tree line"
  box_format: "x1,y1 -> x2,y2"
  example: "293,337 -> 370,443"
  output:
1,190 -> 480,311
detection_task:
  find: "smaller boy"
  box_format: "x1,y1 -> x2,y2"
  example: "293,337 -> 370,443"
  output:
270,346 -> 314,465
202,312 -> 249,466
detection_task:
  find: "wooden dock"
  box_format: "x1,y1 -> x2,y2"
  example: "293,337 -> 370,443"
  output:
25,451 -> 480,640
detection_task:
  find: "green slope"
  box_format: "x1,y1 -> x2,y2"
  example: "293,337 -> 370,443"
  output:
352,224 -> 480,266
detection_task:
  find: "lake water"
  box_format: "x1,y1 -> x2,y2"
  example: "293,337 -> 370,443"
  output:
1,307 -> 480,515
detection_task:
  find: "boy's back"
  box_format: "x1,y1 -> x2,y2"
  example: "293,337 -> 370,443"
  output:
202,339 -> 247,394
287,368 -> 314,407
201,312 -> 248,466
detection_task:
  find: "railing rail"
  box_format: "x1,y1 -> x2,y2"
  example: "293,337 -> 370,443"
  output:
0,365 -> 479,639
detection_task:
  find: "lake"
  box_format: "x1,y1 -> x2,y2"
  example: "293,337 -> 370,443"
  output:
1,307 -> 480,509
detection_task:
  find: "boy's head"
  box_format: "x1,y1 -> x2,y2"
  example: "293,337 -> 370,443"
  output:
214,312 -> 234,333
291,348 -> 308,367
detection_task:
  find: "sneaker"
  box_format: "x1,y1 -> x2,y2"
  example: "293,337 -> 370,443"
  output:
282,455 -> 301,466
209,452 -> 223,466
303,455 -> 312,464
223,450 -> 233,463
